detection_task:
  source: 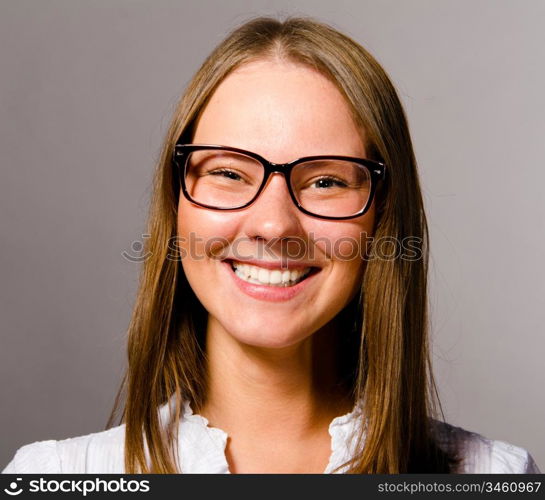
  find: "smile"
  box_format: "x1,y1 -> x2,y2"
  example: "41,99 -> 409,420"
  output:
230,261 -> 313,287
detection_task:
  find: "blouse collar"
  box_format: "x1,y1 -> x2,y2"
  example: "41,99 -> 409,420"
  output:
159,398 -> 365,473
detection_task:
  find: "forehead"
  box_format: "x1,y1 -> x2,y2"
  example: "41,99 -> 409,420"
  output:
192,59 -> 366,162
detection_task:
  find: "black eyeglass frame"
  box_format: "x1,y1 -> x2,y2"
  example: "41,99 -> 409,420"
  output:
173,144 -> 386,220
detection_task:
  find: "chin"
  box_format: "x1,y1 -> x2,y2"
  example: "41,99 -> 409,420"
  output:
224,321 -> 314,350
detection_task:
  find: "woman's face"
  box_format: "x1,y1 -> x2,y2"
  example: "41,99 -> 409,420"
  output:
178,60 -> 375,349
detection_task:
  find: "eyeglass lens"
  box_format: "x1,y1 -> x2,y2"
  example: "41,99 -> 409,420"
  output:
183,149 -> 372,218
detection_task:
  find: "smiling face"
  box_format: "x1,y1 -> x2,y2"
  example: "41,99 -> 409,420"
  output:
177,59 -> 375,349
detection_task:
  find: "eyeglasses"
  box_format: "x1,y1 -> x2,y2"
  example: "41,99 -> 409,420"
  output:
173,144 -> 386,220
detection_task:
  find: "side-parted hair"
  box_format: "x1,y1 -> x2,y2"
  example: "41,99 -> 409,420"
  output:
108,16 -> 459,473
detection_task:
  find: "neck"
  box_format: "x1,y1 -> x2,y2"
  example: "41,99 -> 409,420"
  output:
198,316 -> 353,440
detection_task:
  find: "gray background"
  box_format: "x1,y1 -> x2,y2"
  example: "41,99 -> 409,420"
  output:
1,0 -> 543,470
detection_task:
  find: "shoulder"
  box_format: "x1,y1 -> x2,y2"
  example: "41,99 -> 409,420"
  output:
433,420 -> 540,474
2,425 -> 126,474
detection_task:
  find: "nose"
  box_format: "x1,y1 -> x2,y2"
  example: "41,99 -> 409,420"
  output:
240,172 -> 304,242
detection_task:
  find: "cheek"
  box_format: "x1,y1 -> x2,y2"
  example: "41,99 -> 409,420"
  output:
309,215 -> 375,302
309,215 -> 374,266
177,200 -> 240,261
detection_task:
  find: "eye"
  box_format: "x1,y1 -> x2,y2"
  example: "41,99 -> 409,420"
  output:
207,168 -> 243,181
311,177 -> 349,189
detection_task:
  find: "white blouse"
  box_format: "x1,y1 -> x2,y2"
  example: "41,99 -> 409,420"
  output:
2,400 -> 540,474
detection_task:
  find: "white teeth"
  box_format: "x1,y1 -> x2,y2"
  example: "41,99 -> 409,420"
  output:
231,261 -> 312,287
269,270 -> 282,284
258,268 -> 269,284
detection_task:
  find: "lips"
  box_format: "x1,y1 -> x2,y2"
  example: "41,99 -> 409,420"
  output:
230,260 -> 312,287
222,258 -> 321,301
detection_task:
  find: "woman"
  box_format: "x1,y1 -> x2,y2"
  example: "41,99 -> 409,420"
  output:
3,16 -> 540,474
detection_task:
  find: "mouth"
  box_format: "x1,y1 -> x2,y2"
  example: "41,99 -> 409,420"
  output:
227,260 -> 320,287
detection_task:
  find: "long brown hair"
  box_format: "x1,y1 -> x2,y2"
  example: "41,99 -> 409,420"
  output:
108,16 -> 458,473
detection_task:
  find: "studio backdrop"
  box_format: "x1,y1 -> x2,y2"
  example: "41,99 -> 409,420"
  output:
1,0 -> 543,469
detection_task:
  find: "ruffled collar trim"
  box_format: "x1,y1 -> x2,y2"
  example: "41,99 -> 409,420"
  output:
159,397 -> 365,473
